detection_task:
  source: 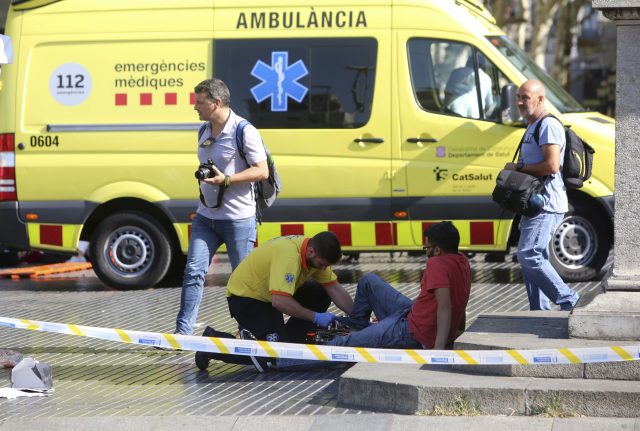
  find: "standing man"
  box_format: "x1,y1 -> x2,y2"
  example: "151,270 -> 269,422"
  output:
503,79 -> 580,310
174,78 -> 269,336
195,231 -> 354,371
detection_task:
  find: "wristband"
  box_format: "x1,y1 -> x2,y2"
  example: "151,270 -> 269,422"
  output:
223,175 -> 231,188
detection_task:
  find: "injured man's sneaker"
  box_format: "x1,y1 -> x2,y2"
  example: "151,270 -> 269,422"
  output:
239,329 -> 276,373
334,315 -> 372,331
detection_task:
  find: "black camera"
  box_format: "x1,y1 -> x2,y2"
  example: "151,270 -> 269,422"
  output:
304,320 -> 351,344
194,159 -> 218,180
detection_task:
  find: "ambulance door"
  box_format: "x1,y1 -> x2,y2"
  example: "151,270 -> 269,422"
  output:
213,25 -> 393,248
396,32 -> 521,249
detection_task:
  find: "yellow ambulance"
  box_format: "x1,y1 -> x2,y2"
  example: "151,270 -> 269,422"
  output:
0,0 -> 614,288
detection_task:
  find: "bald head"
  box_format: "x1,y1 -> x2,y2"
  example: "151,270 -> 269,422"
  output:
516,80 -> 546,123
520,80 -> 545,97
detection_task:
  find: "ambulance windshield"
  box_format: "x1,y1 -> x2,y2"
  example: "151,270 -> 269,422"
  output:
487,36 -> 585,114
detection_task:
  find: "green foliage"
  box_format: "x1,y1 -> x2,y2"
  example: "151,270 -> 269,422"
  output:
529,392 -> 581,418
427,395 -> 483,416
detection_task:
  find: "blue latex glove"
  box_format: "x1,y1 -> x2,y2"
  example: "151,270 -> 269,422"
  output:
313,312 -> 336,328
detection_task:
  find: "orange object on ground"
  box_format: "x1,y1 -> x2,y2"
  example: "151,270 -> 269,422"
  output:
0,262 -> 92,279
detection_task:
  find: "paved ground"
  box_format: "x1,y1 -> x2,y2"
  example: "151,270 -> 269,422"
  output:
0,252 -> 606,420
3,414 -> 640,431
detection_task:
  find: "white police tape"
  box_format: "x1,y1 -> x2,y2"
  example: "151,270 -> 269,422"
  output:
1,316 -> 639,366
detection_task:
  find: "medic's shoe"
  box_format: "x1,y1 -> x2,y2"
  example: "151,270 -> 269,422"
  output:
239,329 -> 276,373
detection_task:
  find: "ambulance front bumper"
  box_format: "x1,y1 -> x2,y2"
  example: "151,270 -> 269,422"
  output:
0,201 -> 29,250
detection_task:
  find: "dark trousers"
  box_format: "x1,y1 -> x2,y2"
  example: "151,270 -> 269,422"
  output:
228,279 -> 332,343
204,280 -> 331,364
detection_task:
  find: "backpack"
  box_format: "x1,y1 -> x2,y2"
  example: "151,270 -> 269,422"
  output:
533,115 -> 595,189
197,120 -> 282,223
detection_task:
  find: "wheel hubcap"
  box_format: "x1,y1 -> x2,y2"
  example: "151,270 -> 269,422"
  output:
105,227 -> 154,276
552,215 -> 597,269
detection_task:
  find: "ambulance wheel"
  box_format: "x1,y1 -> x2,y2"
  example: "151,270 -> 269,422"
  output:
165,252 -> 187,281
549,201 -> 610,282
90,212 -> 172,289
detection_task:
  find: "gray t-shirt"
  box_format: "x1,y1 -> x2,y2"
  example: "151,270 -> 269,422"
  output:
197,110 -> 267,220
519,116 -> 568,214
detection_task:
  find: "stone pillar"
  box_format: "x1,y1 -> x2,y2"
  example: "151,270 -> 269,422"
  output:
569,1 -> 640,340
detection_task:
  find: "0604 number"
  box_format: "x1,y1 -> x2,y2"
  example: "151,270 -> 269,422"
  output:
30,135 -> 60,147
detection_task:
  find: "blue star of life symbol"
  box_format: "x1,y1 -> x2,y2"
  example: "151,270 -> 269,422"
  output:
251,51 -> 308,112
284,273 -> 295,284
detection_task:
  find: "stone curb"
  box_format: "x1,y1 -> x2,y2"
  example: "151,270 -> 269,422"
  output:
338,363 -> 640,417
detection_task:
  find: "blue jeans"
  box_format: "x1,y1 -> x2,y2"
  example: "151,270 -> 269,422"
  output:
327,273 -> 419,348
175,213 -> 256,335
518,211 -> 579,311
276,273 -> 419,371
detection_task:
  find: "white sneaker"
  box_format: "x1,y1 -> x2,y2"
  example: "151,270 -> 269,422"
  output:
239,329 -> 275,373
66,255 -> 86,263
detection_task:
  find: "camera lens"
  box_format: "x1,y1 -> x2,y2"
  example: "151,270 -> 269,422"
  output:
194,167 -> 211,180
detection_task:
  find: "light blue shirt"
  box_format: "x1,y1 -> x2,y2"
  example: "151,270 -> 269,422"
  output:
197,110 -> 267,220
519,116 -> 568,214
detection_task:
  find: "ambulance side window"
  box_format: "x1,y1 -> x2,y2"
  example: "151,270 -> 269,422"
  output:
407,38 -> 509,122
214,38 -> 377,129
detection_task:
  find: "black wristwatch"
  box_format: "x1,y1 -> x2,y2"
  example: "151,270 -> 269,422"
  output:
516,160 -> 524,171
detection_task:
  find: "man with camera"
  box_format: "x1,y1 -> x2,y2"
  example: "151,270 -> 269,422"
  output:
173,78 -> 269,336
503,80 -> 580,311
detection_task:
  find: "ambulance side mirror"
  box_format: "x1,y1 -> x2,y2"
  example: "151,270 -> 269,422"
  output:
500,84 -> 523,126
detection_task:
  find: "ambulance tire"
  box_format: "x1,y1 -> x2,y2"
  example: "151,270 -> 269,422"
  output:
549,201 -> 611,282
90,212 -> 172,289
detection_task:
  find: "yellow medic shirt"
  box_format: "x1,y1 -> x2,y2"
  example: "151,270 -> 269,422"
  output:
226,235 -> 338,302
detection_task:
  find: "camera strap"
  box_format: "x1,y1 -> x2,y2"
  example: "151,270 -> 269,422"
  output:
198,183 -> 225,209
196,125 -> 227,209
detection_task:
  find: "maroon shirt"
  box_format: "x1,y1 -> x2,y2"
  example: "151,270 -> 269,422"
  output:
407,253 -> 471,348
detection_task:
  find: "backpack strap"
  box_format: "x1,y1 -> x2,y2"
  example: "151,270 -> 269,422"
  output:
514,114 -> 555,163
236,119 -> 271,224
528,113 -> 566,186
197,122 -> 208,143
533,113 -> 552,143
533,113 -> 566,170
514,114 -> 556,163
235,119 -> 250,167
533,114 -> 563,147
236,119 -> 270,165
